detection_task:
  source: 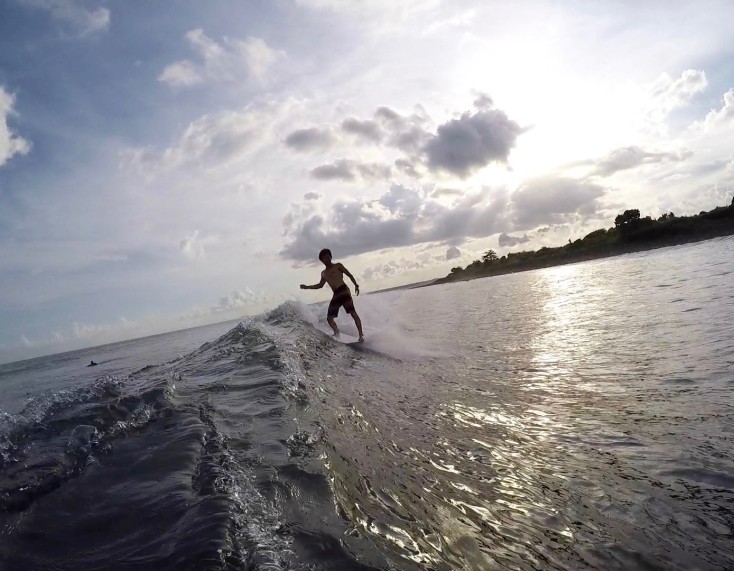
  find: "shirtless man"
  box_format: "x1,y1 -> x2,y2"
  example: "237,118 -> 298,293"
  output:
300,248 -> 365,342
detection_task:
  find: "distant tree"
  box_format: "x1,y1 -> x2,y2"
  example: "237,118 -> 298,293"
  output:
467,260 -> 482,271
450,266 -> 463,274
482,249 -> 498,263
583,228 -> 607,241
659,212 -> 676,221
615,209 -> 641,227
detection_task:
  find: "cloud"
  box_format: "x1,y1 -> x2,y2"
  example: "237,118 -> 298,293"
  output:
284,127 -> 334,152
159,29 -> 282,88
158,60 -> 201,87
310,160 -> 355,181
424,109 -> 523,177
394,158 -> 420,178
285,100 -> 522,183
244,37 -> 281,81
430,187 -> 464,198
304,191 -> 321,200
341,117 -> 382,142
0,87 -> 31,168
361,256 -> 429,282
180,230 -> 205,260
19,0 -> 110,36
310,159 -> 391,182
699,88 -> 734,130
498,233 -> 530,248
648,69 -> 707,122
121,107 -> 273,173
592,146 -> 693,176
445,246 -> 461,260
473,93 -> 494,109
72,317 -> 136,340
213,288 -> 268,312
375,106 -> 431,153
280,185 -> 421,262
280,185 -> 514,262
511,176 -> 607,228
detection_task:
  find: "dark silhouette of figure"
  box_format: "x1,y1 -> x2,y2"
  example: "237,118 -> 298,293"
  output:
300,248 -> 365,341
88,360 -> 98,367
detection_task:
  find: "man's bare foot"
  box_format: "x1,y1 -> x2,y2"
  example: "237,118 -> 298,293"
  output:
332,331 -> 340,338
358,336 -> 364,343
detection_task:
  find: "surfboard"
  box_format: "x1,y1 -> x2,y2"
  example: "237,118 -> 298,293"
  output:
318,330 -> 362,345
315,328 -> 397,360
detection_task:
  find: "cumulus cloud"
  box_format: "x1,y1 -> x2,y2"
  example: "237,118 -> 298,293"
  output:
285,99 -> 522,184
699,88 -> 734,130
311,160 -> 355,181
424,109 -> 523,177
213,288 -> 268,312
445,246 -> 461,260
648,69 -> 707,122
361,257 -> 428,281
280,185 -> 514,262
281,185 -> 422,262
473,93 -> 494,109
342,117 -> 382,142
375,106 -> 432,153
284,127 -> 334,152
19,0 -> 110,36
0,87 -> 31,168
159,29 -> 282,87
498,232 -> 530,247
592,146 -> 693,176
511,176 -> 607,228
310,159 -> 391,182
304,191 -> 321,200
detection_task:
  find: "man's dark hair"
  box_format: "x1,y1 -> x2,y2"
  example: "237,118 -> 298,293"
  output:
318,248 -> 332,260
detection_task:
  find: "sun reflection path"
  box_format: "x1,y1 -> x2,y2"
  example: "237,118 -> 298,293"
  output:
431,399 -> 576,567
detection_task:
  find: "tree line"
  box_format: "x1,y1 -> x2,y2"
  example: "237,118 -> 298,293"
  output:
440,196 -> 734,283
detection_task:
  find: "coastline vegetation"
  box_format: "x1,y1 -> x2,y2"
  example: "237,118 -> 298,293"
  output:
435,197 -> 734,285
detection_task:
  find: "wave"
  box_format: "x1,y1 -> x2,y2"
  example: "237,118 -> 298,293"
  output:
0,301 -> 394,570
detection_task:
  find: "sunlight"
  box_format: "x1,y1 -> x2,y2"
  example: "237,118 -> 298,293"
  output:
523,263 -> 615,397
453,29 -> 648,181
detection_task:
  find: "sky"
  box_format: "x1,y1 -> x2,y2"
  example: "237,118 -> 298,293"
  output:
1,0 -> 733,363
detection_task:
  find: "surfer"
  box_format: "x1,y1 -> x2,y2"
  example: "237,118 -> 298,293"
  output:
300,248 -> 365,342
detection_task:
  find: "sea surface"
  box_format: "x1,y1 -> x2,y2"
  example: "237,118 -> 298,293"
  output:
1,237 -> 733,570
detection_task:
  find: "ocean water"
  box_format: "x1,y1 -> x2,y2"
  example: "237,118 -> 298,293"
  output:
1,237 -> 733,570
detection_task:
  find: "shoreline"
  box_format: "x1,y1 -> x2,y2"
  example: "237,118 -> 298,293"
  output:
431,230 -> 734,287
431,202 -> 734,287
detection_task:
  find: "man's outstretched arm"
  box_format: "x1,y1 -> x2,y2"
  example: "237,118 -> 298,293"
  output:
300,275 -> 326,290
338,263 -> 360,295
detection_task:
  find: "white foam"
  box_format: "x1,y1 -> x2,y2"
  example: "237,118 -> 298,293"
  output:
302,291 -> 444,361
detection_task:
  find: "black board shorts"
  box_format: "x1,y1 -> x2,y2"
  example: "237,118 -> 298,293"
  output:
327,284 -> 355,318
